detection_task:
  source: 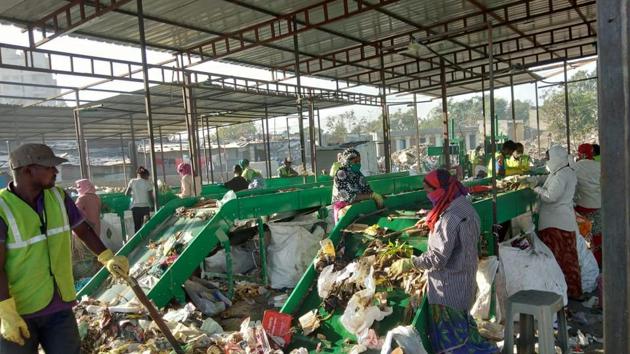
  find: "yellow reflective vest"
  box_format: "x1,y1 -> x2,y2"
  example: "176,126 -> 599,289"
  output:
0,187 -> 75,315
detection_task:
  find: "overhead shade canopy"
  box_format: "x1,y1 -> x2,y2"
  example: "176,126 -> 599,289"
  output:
0,83 -> 349,141
0,0 -> 597,96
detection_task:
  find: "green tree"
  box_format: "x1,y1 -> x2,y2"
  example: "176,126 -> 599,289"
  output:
325,111 -> 356,144
219,121 -> 257,141
540,70 -> 597,143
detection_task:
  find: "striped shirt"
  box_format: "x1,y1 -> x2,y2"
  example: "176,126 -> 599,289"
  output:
413,195 -> 480,311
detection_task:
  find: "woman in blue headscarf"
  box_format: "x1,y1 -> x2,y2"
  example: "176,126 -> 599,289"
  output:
331,148 -> 384,222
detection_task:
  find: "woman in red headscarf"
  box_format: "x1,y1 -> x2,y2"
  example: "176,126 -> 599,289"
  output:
392,169 -> 497,354
574,143 -> 602,266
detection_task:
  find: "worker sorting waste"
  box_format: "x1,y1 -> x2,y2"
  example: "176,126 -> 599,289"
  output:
0,144 -> 129,354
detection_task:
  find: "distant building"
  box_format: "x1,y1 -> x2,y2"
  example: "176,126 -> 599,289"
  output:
0,50 -> 63,106
371,126 -> 480,156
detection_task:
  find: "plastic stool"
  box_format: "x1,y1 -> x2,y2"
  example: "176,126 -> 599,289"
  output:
503,290 -> 568,354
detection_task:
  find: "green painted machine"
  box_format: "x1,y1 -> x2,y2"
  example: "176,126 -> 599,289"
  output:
78,173 -> 423,307
280,187 -> 536,353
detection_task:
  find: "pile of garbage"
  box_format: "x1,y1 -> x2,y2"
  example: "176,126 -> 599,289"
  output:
391,146 -> 437,172
306,231 -> 426,349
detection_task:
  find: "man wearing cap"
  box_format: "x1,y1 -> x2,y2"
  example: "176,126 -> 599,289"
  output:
277,157 -> 299,178
0,144 -> 129,353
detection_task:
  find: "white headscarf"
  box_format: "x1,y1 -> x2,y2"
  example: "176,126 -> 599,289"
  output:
546,145 -> 570,173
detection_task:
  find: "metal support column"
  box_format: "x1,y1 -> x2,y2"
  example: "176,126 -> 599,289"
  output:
598,0 -> 630,351
215,127 -> 225,182
205,117 -> 215,183
120,133 -> 128,186
316,109 -> 323,147
413,93 -> 421,172
482,68 -> 487,143
488,22 -> 499,245
510,74 -> 516,140
440,58 -> 450,169
308,98 -> 317,176
178,133 -> 184,162
379,50 -> 391,172
85,139 -> 92,180
137,0 -> 159,210
264,107 -> 272,176
73,91 -> 88,179
292,18 -> 307,172
261,118 -> 271,177
201,117 -> 210,184
564,60 -> 571,152
535,81 -> 541,157
181,68 -> 200,195
129,115 -> 138,171
158,126 -> 166,184
286,117 -> 291,159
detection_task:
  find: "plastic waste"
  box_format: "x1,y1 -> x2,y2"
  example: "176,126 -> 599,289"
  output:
200,318 -> 223,335
380,326 -> 427,354
217,190 -> 237,208
183,280 -> 229,316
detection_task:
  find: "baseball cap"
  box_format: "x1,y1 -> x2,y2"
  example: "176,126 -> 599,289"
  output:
9,144 -> 68,170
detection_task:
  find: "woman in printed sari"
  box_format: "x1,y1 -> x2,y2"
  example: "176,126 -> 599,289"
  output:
391,169 -> 498,354
331,148 -> 384,222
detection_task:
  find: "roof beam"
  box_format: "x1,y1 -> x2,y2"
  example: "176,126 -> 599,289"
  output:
276,0 -> 594,80
183,0 -> 401,61
340,20 -> 596,84
464,0 -> 560,59
568,0 -> 597,35
29,0 -> 135,47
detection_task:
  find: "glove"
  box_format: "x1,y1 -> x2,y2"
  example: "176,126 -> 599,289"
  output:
533,186 -> 544,195
525,176 -> 540,188
0,298 -> 30,345
371,192 -> 384,209
98,249 -> 129,279
390,258 -> 414,277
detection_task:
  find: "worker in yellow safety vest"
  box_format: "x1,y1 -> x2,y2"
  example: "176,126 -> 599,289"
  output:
239,159 -> 261,183
329,153 -> 343,177
487,140 -> 517,177
506,142 -> 532,176
0,144 -> 129,353
277,157 -> 299,178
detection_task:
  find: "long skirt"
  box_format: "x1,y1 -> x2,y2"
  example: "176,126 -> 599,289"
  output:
538,227 -> 582,298
427,304 -> 499,354
575,206 -> 602,267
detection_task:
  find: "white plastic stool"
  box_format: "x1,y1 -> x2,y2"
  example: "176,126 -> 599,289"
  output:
503,290 -> 568,354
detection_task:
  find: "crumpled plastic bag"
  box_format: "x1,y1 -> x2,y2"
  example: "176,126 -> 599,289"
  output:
470,256 -> 499,320
200,317 -> 223,335
340,267 -> 392,344
380,326 -> 426,354
183,279 -> 230,316
217,190 -> 237,208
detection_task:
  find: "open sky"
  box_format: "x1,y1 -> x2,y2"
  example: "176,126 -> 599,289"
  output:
0,23 -> 597,137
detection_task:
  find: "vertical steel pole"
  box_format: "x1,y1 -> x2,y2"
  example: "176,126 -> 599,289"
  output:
261,118 -> 271,177
120,133 -> 128,186
308,99 -> 317,176
129,114 -> 138,171
440,58 -> 450,169
73,91 -> 88,179
158,126 -> 167,184
598,0 -> 630,350
564,60 -> 571,152
379,49 -> 391,172
316,108 -> 323,147
535,81 -> 541,157
482,67 -> 487,143
265,109 -> 272,175
178,133 -> 184,162
510,73 -> 516,140
488,22 -> 498,245
85,139 -> 92,181
286,117 -> 291,159
205,117 -> 215,183
137,0 -> 159,210
200,117 -> 210,184
41,134 -> 45,144
215,127 -> 225,182
292,18 -> 307,172
413,93 -> 421,172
